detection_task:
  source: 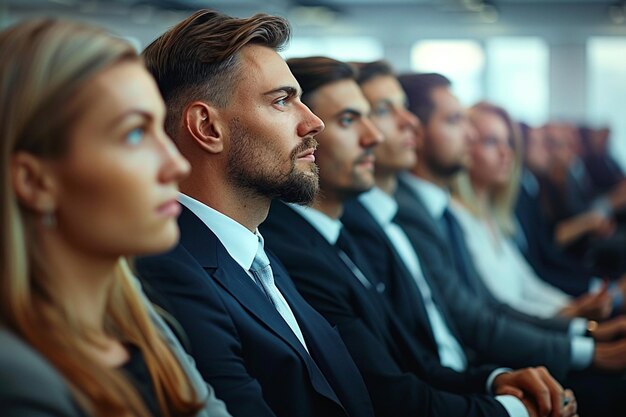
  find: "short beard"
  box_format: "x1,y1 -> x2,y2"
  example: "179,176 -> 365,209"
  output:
227,118 -> 320,205
425,155 -> 464,179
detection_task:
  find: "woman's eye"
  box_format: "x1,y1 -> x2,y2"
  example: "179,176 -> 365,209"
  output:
126,127 -> 145,146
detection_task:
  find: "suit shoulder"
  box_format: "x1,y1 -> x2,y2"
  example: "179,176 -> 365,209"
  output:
0,329 -> 82,416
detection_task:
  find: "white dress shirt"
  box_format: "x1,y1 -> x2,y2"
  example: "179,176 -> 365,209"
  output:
449,201 -> 572,318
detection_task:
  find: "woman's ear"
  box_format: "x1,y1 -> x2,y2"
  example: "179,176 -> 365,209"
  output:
11,152 -> 59,213
184,101 -> 225,154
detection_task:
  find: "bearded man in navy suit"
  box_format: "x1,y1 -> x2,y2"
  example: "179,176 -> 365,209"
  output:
136,10 -> 374,417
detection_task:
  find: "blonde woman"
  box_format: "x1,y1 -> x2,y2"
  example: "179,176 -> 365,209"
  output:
450,102 -> 612,320
0,19 -> 230,417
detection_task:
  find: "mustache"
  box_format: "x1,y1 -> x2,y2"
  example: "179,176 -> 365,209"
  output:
291,136 -> 319,159
354,149 -> 375,165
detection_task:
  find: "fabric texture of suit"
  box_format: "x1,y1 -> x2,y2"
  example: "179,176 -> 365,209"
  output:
0,297 -> 231,417
136,206 -> 374,417
261,200 -> 511,417
393,175 -> 573,380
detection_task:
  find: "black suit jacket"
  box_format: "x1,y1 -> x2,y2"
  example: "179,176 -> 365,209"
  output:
515,173 -> 593,296
394,175 -> 573,380
136,207 -> 374,417
261,201 -> 510,417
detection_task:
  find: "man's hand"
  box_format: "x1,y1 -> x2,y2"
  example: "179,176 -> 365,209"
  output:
593,338 -> 626,371
558,283 -> 612,320
592,316 -> 626,342
493,367 -> 564,417
520,389 -> 577,417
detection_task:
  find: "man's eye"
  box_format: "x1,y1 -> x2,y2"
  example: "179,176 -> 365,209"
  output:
374,106 -> 390,117
339,115 -> 355,127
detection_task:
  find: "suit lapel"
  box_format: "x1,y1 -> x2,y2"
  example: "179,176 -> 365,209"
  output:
343,200 -> 441,351
178,205 -> 342,407
394,180 -> 481,342
396,179 -> 447,244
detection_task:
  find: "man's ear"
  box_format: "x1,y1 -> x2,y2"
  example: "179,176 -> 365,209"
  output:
11,152 -> 59,213
184,101 -> 225,154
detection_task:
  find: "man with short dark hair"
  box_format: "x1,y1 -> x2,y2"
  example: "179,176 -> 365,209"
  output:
136,10 -> 374,417
261,56 -> 576,417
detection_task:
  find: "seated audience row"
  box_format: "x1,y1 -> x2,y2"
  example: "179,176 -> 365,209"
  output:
2,8 -> 626,417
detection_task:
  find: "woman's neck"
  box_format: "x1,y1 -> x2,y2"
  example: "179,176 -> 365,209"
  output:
470,179 -> 490,214
38,230 -> 130,367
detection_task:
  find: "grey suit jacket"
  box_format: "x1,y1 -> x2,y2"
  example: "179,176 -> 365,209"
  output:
394,174 -> 573,380
0,289 -> 231,417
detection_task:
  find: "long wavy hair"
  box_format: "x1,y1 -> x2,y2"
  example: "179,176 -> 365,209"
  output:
451,101 -> 522,236
0,18 -> 202,417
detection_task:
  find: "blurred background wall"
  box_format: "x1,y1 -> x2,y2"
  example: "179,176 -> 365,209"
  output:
2,0 -> 625,167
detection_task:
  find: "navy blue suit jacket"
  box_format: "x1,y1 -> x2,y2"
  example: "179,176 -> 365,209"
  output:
261,201 -> 509,417
393,177 -> 573,380
136,206 -> 374,417
515,173 -> 594,296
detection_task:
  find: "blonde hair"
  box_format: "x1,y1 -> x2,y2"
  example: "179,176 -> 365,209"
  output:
0,19 -> 202,417
451,101 -> 522,236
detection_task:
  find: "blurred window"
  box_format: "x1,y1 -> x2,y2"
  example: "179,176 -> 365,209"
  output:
485,37 -> 549,126
588,37 -> 626,170
410,40 -> 484,106
283,37 -> 384,62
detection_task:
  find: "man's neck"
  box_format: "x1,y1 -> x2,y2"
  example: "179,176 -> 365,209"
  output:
180,178 -> 270,232
412,164 -> 448,189
375,173 -> 398,196
310,193 -> 343,220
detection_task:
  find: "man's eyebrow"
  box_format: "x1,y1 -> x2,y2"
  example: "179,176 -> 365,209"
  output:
263,86 -> 301,98
334,108 -> 363,118
374,98 -> 393,107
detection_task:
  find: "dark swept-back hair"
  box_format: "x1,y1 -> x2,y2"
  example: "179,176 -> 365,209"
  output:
351,60 -> 394,86
287,56 -> 357,108
397,72 -> 451,124
142,9 -> 291,137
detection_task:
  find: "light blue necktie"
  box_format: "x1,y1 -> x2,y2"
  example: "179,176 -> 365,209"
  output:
251,240 -> 309,352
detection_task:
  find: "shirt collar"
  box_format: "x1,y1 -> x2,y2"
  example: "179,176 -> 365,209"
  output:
521,169 -> 539,197
288,203 -> 342,245
358,187 -> 398,226
398,172 -> 450,220
178,193 -> 260,271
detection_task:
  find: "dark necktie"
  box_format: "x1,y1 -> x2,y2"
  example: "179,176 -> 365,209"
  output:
440,207 -> 478,296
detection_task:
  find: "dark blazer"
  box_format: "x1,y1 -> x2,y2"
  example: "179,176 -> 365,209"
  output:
393,175 -> 573,381
261,201 -> 510,417
515,171 -> 593,296
136,206 -> 374,417
0,300 -> 231,417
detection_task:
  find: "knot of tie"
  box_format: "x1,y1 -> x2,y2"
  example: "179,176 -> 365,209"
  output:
251,241 -> 271,273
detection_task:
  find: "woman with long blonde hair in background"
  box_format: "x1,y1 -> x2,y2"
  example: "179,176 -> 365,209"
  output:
450,101 -> 614,320
0,18 -> 230,417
